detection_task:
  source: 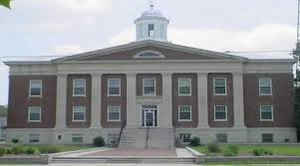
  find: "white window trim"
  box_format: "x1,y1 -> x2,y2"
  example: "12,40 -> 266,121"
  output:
213,77 -> 227,96
260,104 -> 274,121
178,78 -> 192,96
28,106 -> 42,123
107,78 -> 121,97
259,78 -> 272,96
214,104 -> 228,121
73,79 -> 86,97
72,106 -> 86,122
178,105 -> 192,122
107,105 -> 121,122
143,78 -> 156,96
29,80 -> 42,98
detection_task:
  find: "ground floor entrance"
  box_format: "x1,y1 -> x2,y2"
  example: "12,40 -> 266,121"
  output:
141,105 -> 158,127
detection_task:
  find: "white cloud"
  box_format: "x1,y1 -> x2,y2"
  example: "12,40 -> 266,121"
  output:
51,45 -> 88,55
55,0 -> 112,14
0,63 -> 9,105
109,24 -> 296,59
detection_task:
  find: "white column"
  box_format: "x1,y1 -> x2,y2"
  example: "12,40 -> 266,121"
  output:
198,73 -> 209,128
127,72 -> 137,128
55,74 -> 67,129
91,73 -> 102,128
233,72 -> 245,128
161,72 -> 173,128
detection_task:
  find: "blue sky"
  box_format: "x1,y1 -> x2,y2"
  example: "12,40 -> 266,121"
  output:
0,0 -> 298,105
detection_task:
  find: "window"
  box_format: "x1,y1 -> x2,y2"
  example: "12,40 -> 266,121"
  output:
259,78 -> 272,95
108,79 -> 121,96
72,134 -> 83,143
213,78 -> 227,95
108,105 -> 121,121
28,106 -> 41,122
214,105 -> 227,121
72,106 -> 86,122
216,134 -> 228,143
262,133 -> 273,143
143,78 -> 156,96
179,133 -> 191,143
178,105 -> 192,121
29,80 -> 42,97
29,134 -> 40,143
178,78 -> 192,96
73,79 -> 86,97
260,105 -> 273,121
148,24 -> 154,37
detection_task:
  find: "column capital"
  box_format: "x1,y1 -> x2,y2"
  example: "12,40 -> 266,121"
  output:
198,72 -> 208,76
127,72 -> 137,77
57,73 -> 68,77
162,72 -> 172,76
91,73 -> 103,77
232,72 -> 243,76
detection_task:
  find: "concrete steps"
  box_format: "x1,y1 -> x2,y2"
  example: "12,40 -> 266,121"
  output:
51,157 -> 196,164
119,128 -> 175,149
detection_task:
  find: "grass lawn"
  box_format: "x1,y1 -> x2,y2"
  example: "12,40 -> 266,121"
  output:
193,144 -> 300,156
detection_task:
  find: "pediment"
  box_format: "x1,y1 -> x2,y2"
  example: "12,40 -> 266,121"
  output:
53,40 -> 247,63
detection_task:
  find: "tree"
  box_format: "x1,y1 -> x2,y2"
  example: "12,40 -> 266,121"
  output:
0,0 -> 11,9
0,105 -> 7,117
295,69 -> 300,142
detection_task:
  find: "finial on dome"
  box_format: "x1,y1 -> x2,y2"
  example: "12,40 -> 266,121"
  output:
149,0 -> 154,10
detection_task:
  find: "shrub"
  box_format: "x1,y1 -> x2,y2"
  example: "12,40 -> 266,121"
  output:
0,148 -> 6,157
253,148 -> 273,156
25,147 -> 39,155
38,146 -> 61,154
189,137 -> 201,147
11,146 -> 25,155
93,136 -> 105,147
5,148 -> 12,154
11,139 -> 19,144
207,143 -> 221,153
223,145 -> 239,156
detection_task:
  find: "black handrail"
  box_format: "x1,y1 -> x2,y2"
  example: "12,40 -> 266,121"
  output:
117,120 -> 126,147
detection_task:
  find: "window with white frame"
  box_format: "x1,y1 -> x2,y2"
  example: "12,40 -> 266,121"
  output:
214,105 -> 227,121
178,78 -> 192,96
73,79 -> 86,97
214,78 -> 227,95
259,78 -> 272,96
29,134 -> 40,143
260,104 -> 273,121
29,80 -> 42,97
72,134 -> 83,143
28,106 -> 41,122
72,106 -> 86,122
143,78 -> 156,96
178,105 -> 192,121
148,24 -> 155,37
108,79 -> 121,96
108,105 -> 121,121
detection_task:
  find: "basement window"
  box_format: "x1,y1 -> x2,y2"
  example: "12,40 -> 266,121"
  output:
262,133 -> 273,143
179,133 -> 191,143
29,134 -> 40,143
216,133 -> 228,143
72,134 -> 83,144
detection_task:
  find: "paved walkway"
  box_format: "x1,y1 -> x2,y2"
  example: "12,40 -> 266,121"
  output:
58,148 -> 194,158
82,148 -> 177,157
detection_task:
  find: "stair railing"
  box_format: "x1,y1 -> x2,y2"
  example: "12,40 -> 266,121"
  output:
117,120 -> 126,148
145,126 -> 150,149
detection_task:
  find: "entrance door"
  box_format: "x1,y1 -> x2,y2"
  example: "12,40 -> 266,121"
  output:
145,111 -> 154,127
142,105 -> 158,127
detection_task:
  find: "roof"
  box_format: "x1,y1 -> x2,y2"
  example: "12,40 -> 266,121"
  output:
3,40 -> 296,66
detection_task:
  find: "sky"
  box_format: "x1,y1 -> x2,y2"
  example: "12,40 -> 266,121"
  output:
0,0 -> 298,105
